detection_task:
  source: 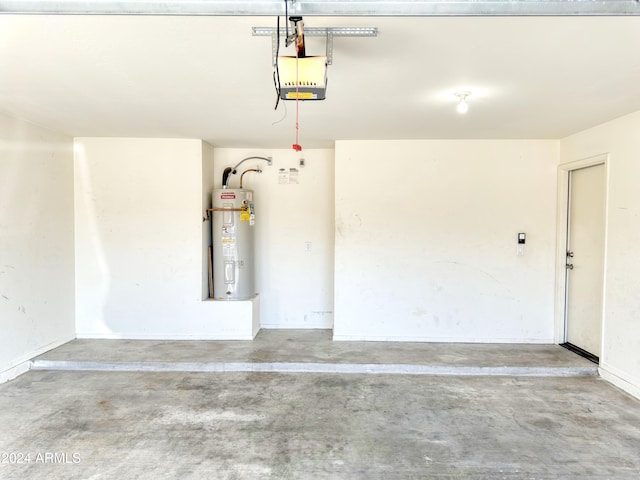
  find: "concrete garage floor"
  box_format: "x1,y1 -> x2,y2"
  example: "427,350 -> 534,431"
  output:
1,331 -> 639,479
31,329 -> 597,376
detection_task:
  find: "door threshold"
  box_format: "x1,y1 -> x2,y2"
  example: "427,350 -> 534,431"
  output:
560,343 -> 599,364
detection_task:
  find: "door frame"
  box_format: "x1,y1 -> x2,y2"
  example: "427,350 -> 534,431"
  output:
554,153 -> 609,346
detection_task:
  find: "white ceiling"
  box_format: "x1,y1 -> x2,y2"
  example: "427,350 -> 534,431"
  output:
1,14 -> 640,148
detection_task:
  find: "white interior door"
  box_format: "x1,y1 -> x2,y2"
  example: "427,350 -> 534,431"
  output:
565,163 -> 605,358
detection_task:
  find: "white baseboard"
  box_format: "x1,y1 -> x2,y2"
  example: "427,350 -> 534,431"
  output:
332,334 -> 553,343
0,334 -> 75,384
599,364 -> 640,400
0,361 -> 31,384
260,324 -> 332,330
75,332 -> 257,340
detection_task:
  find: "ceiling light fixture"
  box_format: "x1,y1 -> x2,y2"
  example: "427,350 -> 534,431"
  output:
455,91 -> 471,114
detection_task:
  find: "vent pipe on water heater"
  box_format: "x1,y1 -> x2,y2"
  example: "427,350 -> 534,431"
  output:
222,167 -> 233,189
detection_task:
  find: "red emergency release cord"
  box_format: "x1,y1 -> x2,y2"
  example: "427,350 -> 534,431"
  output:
292,45 -> 302,151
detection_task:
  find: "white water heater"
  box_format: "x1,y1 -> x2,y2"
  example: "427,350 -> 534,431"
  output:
212,189 -> 255,300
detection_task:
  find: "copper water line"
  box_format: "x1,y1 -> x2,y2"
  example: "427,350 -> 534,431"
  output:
240,169 -> 261,188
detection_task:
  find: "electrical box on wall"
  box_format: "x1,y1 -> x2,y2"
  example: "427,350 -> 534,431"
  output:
517,232 -> 526,256
278,56 -> 327,100
518,233 -> 526,244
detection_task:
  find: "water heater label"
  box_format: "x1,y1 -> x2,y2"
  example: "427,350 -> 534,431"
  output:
222,225 -> 236,243
221,193 -> 236,199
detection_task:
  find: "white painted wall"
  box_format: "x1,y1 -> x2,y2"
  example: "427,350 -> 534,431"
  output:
212,148 -> 335,329
560,110 -> 640,399
334,140 -> 559,342
0,112 -> 75,382
202,141 -> 215,300
74,138 -> 257,339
